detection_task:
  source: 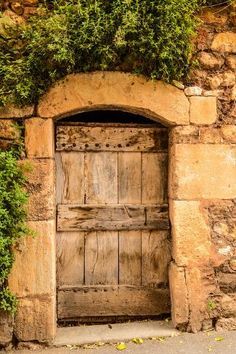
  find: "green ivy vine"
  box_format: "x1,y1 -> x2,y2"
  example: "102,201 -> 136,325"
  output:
0,146 -> 30,314
0,0 -> 208,107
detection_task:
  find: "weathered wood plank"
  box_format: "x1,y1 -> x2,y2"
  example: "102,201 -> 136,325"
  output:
85,152 -> 117,204
118,153 -> 141,203
85,231 -> 118,285
142,153 -> 168,204
119,231 -> 142,285
57,232 -> 85,287
56,152 -> 84,204
58,286 -> 170,319
57,204 -> 169,231
56,126 -> 168,152
142,231 -> 171,287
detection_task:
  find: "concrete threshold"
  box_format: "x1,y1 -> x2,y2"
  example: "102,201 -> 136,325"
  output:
54,320 -> 180,346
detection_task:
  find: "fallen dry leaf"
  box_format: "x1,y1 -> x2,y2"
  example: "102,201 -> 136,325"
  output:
116,342 -> 127,351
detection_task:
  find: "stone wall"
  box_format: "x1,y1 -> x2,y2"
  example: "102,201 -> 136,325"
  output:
0,1 -> 235,348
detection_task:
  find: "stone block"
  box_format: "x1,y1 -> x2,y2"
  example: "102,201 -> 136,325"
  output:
226,55 -> 236,70
184,86 -> 202,96
169,263 -> 189,328
37,72 -> 190,126
169,200 -> 211,267
211,32 -> 236,53
189,96 -> 217,125
0,311 -> 13,347
9,220 -> 56,298
14,296 -> 56,342
25,118 -> 54,158
169,144 -> 236,200
0,105 -> 34,119
198,52 -> 224,70
24,159 -> 55,221
221,125 -> 236,143
220,294 -> 236,317
216,318 -> 236,331
0,119 -> 20,140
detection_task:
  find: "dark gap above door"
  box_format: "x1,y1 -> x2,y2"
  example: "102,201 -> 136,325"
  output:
57,110 -> 164,126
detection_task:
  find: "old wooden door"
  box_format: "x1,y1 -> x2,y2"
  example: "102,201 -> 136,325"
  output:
56,121 -> 171,323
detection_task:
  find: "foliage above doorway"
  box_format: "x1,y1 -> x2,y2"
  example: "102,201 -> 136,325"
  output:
0,0 -> 212,107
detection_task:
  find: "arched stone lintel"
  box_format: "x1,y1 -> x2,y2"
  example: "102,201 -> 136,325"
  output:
37,72 -> 190,126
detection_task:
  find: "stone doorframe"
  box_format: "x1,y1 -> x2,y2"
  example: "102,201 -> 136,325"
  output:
4,71 -> 229,342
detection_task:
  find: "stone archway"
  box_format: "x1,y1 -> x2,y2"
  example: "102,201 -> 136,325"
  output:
6,71 -> 224,342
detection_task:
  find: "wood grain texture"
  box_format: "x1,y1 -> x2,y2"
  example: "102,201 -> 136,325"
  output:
56,152 -> 84,204
85,231 -> 118,285
142,230 -> 171,287
58,286 -> 170,319
57,204 -> 169,231
56,125 -> 168,152
118,153 -> 141,204
57,232 -> 85,287
85,152 -> 117,204
119,231 -> 142,285
142,153 -> 168,204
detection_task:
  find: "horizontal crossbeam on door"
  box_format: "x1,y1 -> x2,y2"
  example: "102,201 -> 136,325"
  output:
57,204 -> 170,231
57,285 -> 170,319
56,125 -> 168,152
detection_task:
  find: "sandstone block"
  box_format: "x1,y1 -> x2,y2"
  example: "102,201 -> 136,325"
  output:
37,72 -> 190,125
169,144 -> 236,200
198,52 -> 224,70
200,8 -> 228,26
9,220 -> 56,298
208,75 -> 223,90
189,97 -> 217,125
14,296 -> 56,342
211,32 -> 236,53
184,86 -> 202,96
0,119 -> 20,140
216,318 -> 236,331
0,105 -> 34,119
220,125 -> 236,143
25,118 -> 54,158
169,263 -> 189,328
221,71 -> 235,87
226,55 -> 236,70
220,294 -> 236,317
24,159 -> 55,221
169,200 -> 211,267
0,311 -> 13,347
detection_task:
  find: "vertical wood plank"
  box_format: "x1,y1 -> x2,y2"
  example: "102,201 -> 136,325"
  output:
142,230 -> 171,287
142,153 -> 168,204
85,231 -> 118,285
118,152 -> 141,204
85,152 -> 117,204
56,152 -> 84,204
119,231 -> 142,285
57,232 -> 84,287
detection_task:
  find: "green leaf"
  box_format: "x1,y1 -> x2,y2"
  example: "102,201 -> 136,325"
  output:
116,342 -> 127,351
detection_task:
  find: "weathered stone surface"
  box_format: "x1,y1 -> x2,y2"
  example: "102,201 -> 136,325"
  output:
211,32 -> 236,53
24,159 -> 55,221
169,200 -> 211,267
25,118 -> 54,158
200,8 -> 228,26
221,71 -> 236,87
0,311 -> 13,347
186,267 -> 216,333
189,97 -> 217,125
220,294 -> 236,317
221,125 -> 236,143
9,220 -> 56,298
208,75 -> 223,90
169,263 -> 189,328
170,126 -> 222,145
0,105 -> 34,119
0,119 -> 19,140
184,86 -> 202,96
218,273 -> 236,293
14,296 -> 56,342
226,55 -> 236,70
169,144 -> 236,200
216,318 -> 236,331
198,52 -> 224,70
37,72 -> 190,125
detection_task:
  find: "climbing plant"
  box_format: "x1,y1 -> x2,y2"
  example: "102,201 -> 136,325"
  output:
0,0 -> 206,107
0,147 -> 30,314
